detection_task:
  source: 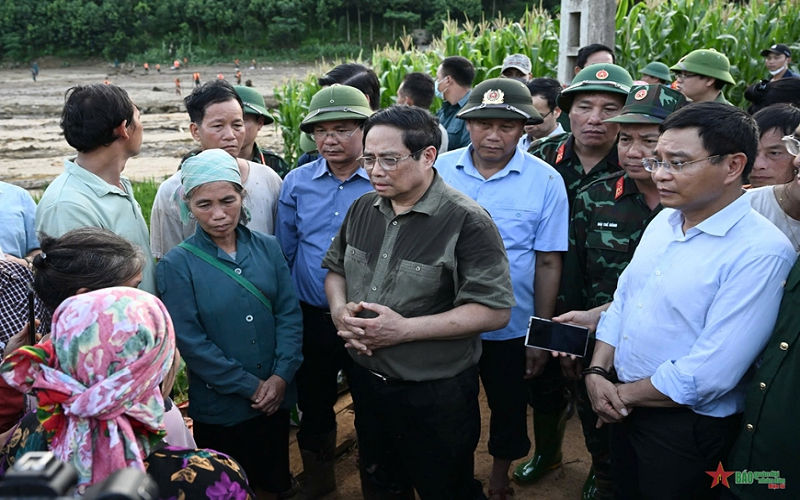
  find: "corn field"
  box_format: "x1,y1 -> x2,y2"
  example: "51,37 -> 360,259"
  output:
274,0 -> 800,166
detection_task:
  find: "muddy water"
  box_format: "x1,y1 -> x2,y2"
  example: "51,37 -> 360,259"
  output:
0,62 -> 315,189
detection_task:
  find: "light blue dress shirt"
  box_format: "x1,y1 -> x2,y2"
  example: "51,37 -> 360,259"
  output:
597,195 -> 796,417
0,182 -> 39,258
275,157 -> 373,308
437,146 -> 569,340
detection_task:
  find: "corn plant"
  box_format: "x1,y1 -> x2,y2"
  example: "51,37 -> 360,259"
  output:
275,0 -> 800,167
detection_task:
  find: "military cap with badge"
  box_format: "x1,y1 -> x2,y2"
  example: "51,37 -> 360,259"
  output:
456,77 -> 543,124
557,63 -> 634,112
670,49 -> 736,85
604,84 -> 688,125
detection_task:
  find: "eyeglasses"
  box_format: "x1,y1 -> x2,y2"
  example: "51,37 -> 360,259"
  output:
358,148 -> 427,171
312,128 -> 359,142
642,154 -> 725,174
783,135 -> 800,157
674,72 -> 701,82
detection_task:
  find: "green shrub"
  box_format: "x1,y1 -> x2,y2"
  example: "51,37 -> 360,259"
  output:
132,177 -> 167,229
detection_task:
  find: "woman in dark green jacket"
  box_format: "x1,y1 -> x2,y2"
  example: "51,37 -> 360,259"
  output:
157,149 -> 303,499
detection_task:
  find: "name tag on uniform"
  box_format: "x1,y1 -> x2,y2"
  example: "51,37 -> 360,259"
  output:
593,221 -> 625,230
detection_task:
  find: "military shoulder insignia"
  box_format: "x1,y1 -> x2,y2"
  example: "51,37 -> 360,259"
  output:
596,69 -> 609,80
482,89 -> 505,104
556,143 -> 566,164
614,175 -> 625,200
634,89 -> 648,100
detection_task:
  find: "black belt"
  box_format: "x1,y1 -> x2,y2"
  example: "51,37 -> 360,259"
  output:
299,301 -> 333,323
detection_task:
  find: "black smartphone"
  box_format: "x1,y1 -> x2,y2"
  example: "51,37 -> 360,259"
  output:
525,316 -> 590,357
27,283 -> 37,345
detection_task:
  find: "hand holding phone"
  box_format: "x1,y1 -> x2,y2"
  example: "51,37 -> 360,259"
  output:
525,316 -> 590,358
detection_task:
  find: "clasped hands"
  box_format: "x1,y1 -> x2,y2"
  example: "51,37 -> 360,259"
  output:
331,301 -> 407,356
250,374 -> 286,416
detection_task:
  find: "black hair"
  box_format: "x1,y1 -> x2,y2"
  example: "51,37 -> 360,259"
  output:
526,78 -> 563,112
753,103 -> 800,139
318,63 -> 369,87
363,106 -> 441,160
576,44 -> 616,69
440,56 -> 476,87
184,80 -> 243,125
60,84 -> 135,153
399,72 -> 435,109
712,79 -> 726,91
745,78 -> 800,114
33,228 -> 145,312
659,102 -> 758,181
342,70 -> 381,111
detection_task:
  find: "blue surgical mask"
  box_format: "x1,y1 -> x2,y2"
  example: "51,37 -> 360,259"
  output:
434,78 -> 448,100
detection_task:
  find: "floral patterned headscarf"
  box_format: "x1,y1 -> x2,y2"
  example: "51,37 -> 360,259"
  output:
0,287 -> 176,493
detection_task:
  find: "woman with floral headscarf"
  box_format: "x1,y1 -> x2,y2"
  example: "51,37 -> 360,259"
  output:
0,287 -> 255,499
157,149 -> 303,499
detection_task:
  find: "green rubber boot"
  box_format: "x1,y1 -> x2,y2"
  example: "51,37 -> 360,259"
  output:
513,408 -> 568,484
582,467 -> 597,500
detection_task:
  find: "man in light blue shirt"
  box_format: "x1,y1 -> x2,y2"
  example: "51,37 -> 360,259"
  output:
274,85 -> 373,498
437,78 -> 569,497
587,102 -> 795,498
0,181 -> 40,264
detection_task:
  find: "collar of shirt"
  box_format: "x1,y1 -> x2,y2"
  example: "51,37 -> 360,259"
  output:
442,89 -> 472,111
311,158 -> 370,182
64,158 -> 129,198
373,169 -> 444,217
193,223 -> 253,264
550,123 -> 566,137
667,193 -> 751,239
454,145 -> 524,181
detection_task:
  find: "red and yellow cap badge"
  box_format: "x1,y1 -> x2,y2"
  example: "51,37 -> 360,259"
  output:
596,69 -> 609,80
634,89 -> 648,100
482,89 -> 505,105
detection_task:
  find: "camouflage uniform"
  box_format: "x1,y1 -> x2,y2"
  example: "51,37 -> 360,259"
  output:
559,171 -> 662,313
527,133 -> 620,213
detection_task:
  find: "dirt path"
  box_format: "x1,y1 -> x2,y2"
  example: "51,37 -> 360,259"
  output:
0,62 -> 314,187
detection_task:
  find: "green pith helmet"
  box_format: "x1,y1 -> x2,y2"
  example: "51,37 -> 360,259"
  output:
299,132 -> 317,153
604,84 -> 687,124
670,49 -> 735,85
558,63 -> 634,112
300,84 -> 373,133
456,78 -> 543,124
234,85 -> 274,124
640,62 -> 672,83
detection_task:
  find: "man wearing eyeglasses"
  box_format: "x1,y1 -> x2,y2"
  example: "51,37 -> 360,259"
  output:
274,84 -> 374,498
585,102 -> 795,498
670,49 -> 736,104
555,84 -> 686,499
323,105 -> 515,499
435,77 -> 569,498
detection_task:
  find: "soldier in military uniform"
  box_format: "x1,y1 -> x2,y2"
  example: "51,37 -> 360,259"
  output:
556,85 -> 687,499
670,48 -> 736,104
527,63 -> 633,211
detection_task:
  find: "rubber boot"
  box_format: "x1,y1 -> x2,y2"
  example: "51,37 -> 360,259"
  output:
512,407 -> 568,484
296,430 -> 336,500
582,467 -> 597,500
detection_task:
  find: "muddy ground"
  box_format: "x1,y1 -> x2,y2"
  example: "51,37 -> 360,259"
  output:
0,63 -> 592,498
0,62 -> 314,189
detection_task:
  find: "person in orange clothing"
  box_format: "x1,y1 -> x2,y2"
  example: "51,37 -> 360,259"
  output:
236,70 -> 242,85
217,73 -> 225,80
156,63 -> 161,73
193,72 -> 201,87
175,78 -> 182,95
144,62 -> 149,73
